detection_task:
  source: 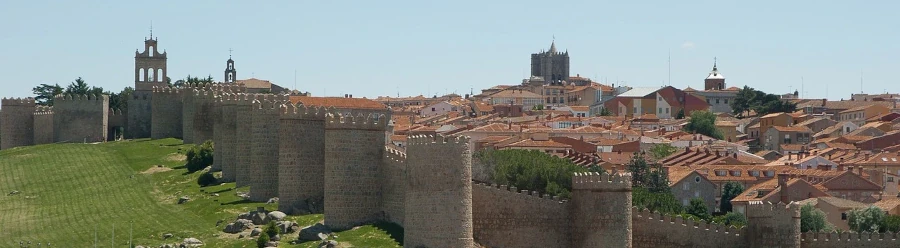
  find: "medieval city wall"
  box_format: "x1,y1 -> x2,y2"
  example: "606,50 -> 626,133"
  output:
570,172 -> 633,248
380,147 -> 406,226
801,232 -> 900,248
746,201 -> 802,248
33,106 -> 54,145
323,111 -> 386,230
107,108 -> 126,140
150,86 -> 183,139
277,103 -> 326,215
472,183 -> 570,248
127,90 -> 152,139
53,94 -> 108,143
233,93 -> 253,187
212,95 -> 223,172
248,96 -> 285,202
632,208 -> 746,248
191,90 -> 216,145
0,98 -> 35,150
404,135 -> 474,248
219,93 -> 237,182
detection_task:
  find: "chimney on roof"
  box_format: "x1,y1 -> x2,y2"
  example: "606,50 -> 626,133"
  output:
733,152 -> 738,159
865,153 -> 870,161
822,98 -> 827,107
857,166 -> 863,175
778,173 -> 789,203
848,166 -> 854,172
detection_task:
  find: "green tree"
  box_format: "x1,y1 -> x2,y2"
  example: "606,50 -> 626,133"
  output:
882,215 -> 900,233
848,206 -> 885,233
197,172 -> 218,187
481,149 -> 588,198
675,109 -> 685,119
265,221 -> 280,239
800,203 -> 832,232
185,140 -> 214,173
730,86 -> 798,117
731,86 -> 758,117
598,107 -> 612,116
626,151 -> 670,193
64,77 -> 91,95
255,232 -> 270,248
686,198 -> 711,220
720,182 -> 744,213
648,143 -> 678,160
683,110 -> 724,140
32,83 -> 64,106
713,212 -> 748,227
632,187 -> 683,215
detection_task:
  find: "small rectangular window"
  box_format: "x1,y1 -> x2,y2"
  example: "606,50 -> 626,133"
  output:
724,99 -> 729,104
716,99 -> 720,104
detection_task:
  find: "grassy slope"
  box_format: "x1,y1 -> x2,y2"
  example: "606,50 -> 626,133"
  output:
0,138 -> 400,247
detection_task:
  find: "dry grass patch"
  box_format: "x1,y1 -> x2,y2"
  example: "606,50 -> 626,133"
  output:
141,165 -> 173,174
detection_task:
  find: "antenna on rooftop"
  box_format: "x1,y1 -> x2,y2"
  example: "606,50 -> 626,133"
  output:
294,69 -> 297,91
667,49 -> 671,86
801,76 -> 804,99
860,70 -> 864,94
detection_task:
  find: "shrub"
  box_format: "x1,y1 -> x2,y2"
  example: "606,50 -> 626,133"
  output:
712,212 -> 747,228
632,187 -> 682,215
480,149 -> 588,198
686,198 -> 711,221
801,203 -> 832,232
197,172 -> 218,187
265,221 -> 280,238
185,140 -> 214,173
256,232 -> 269,248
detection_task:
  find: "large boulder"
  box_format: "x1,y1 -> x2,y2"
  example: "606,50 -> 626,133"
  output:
250,207 -> 269,225
276,221 -> 300,234
298,223 -> 332,242
182,237 -> 203,247
223,219 -> 254,233
250,227 -> 263,237
265,241 -> 279,247
267,211 -> 286,222
177,196 -> 190,204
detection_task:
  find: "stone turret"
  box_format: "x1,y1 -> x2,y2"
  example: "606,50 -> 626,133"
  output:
248,94 -> 288,202
278,103 -> 327,215
323,110 -> 388,230
746,201 -> 801,248
151,86 -> 183,139
0,97 -> 36,149
53,94 -> 109,143
233,93 -> 254,187
404,134 -> 475,248
571,172 -> 633,248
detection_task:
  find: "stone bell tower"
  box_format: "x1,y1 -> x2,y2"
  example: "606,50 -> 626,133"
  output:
128,27 -> 168,138
225,50 -> 237,83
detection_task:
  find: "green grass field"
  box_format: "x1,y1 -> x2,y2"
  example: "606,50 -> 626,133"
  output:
0,138 -> 401,247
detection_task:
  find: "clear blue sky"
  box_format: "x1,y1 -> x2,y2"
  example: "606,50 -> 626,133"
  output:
2,1 -> 899,101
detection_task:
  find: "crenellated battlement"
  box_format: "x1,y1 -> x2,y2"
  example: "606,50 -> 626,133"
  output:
34,106 -> 54,115
632,207 -> 744,237
209,83 -> 247,93
384,146 -> 407,161
280,103 -> 327,120
325,111 -> 387,131
406,134 -> 469,146
571,172 -> 632,190
1,97 -> 36,106
475,182 -> 568,204
802,231 -> 900,242
746,201 -> 800,219
53,94 -> 108,101
151,85 -> 180,94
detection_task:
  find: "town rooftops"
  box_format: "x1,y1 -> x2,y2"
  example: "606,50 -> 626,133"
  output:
617,87 -> 663,97
490,89 -> 542,98
772,126 -> 812,132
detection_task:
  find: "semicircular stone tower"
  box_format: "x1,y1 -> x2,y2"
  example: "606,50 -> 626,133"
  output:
404,134 -> 474,248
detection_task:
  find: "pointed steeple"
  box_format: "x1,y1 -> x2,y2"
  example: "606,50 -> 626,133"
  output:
712,57 -> 718,72
549,40 -> 557,54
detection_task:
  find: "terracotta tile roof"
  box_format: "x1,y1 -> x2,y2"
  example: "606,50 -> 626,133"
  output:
390,135 -> 407,142
817,196 -> 869,209
289,96 -> 387,110
473,102 -> 494,112
839,104 -> 877,114
596,152 -> 638,166
490,89 -> 542,99
748,123 -> 761,129
477,135 -> 516,143
873,198 -> 900,212
780,144 -> 807,151
503,138 -> 571,148
569,106 -> 590,112
761,112 -> 790,119
668,168 -> 700,186
824,142 -> 857,150
772,126 -> 812,132
731,178 -> 779,202
715,121 -> 738,126
588,137 -> 630,146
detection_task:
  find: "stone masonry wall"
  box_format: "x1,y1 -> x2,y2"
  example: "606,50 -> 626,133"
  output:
181,88 -> 196,144
632,208 -> 746,248
127,90 -> 152,139
249,96 -> 284,202
323,111 -> 386,230
278,104 -> 326,215
53,94 -> 108,143
472,183 -> 570,248
380,147 -> 406,226
192,90 -> 216,145
150,86 -> 183,139
801,232 -> 900,248
33,106 -> 54,145
0,97 -> 36,150
746,202 -> 802,248
571,172 -> 633,248
212,95 -> 223,172
220,94 -> 237,182
107,108 -> 126,140
233,94 -> 253,187
404,135 -> 474,248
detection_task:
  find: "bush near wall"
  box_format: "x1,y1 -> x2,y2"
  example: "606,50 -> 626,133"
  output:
185,140 -> 214,173
478,149 -> 588,198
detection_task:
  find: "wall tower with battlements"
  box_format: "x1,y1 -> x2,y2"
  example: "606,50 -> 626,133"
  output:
747,201 -> 801,248
53,94 -> 109,143
151,86 -> 183,139
192,89 -> 216,145
233,93 -> 253,187
404,134 -> 475,248
33,106 -> 54,145
249,95 -> 287,202
278,103 -> 327,215
129,35 -> 167,138
0,98 -> 36,150
219,93 -> 238,181
323,111 -> 387,230
571,172 -> 633,248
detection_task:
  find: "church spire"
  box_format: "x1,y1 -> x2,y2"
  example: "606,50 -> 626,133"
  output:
712,57 -> 718,72
549,37 -> 557,54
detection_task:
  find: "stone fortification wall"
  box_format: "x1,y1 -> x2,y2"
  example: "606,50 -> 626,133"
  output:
127,90 -> 152,139
180,88 -> 196,144
107,108 -> 126,140
747,201 -> 801,248
571,172 -> 633,248
150,86 -> 183,139
404,135 -> 474,248
632,208 -> 745,248
53,94 -> 108,143
212,95 -> 223,171
233,93 -> 253,187
472,183 -> 570,248
380,147 -> 406,225
219,93 -> 238,182
33,106 -> 54,145
0,98 -> 36,150
249,95 -> 286,202
801,232 -> 900,248
191,90 -> 216,145
278,103 -> 326,215
323,111 -> 387,230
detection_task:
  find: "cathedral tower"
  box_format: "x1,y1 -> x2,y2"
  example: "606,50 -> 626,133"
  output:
530,40 -> 570,82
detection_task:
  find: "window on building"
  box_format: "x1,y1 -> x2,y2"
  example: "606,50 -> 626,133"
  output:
716,99 -> 720,104
633,107 -> 637,113
842,213 -> 848,220
666,108 -> 670,114
715,170 -> 726,176
889,177 -> 895,183
707,99 -> 710,104
659,108 -> 662,114
683,183 -> 689,190
694,176 -> 701,183
724,99 -> 729,104
431,107 -> 435,111
683,199 -> 689,206
694,191 -> 700,198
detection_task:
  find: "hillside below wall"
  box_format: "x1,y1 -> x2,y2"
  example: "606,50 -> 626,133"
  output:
632,208 -> 746,248
472,183 -> 570,248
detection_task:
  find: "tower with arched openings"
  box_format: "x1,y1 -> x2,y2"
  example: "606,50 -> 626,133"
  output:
129,33 -> 168,138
